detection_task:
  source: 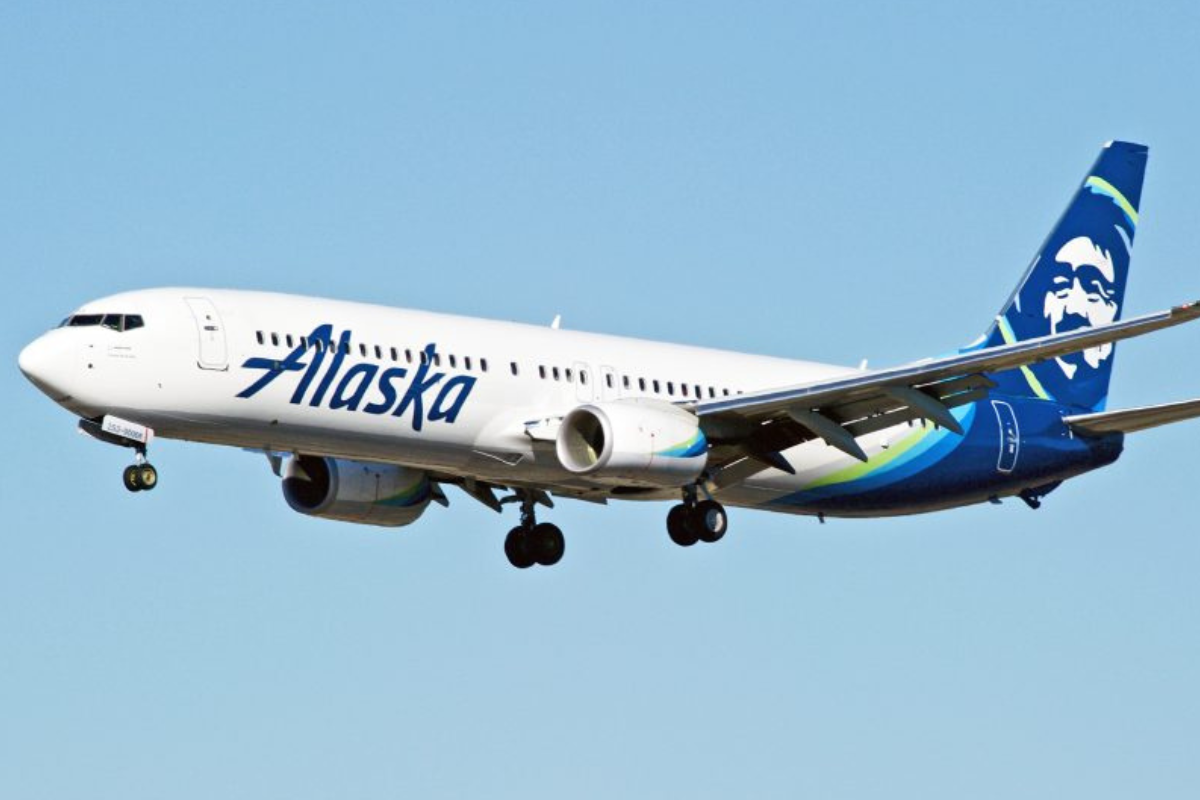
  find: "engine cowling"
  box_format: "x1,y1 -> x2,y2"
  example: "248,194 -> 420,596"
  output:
555,399 -> 708,488
282,455 -> 434,527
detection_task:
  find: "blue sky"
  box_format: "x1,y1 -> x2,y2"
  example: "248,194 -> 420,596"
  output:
3,2 -> 1199,797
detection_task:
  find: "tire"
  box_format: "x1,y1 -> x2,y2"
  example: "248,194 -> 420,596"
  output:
138,464 -> 158,492
123,465 -> 142,493
694,500 -> 728,543
667,504 -> 699,547
531,523 -> 565,566
504,526 -> 535,569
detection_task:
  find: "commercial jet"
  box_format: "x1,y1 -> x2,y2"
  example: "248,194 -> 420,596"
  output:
18,141 -> 1200,568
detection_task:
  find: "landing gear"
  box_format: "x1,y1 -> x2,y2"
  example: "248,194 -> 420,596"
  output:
122,452 -> 158,493
666,496 -> 728,548
502,490 -> 564,568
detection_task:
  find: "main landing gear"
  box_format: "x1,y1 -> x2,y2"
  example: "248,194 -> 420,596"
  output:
503,490 -> 564,569
122,450 -> 158,493
666,494 -> 728,547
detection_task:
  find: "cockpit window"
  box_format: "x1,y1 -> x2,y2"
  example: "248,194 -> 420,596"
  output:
68,314 -> 103,327
65,313 -> 145,331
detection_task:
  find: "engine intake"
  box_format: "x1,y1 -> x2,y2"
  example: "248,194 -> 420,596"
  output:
556,399 -> 708,488
282,455 -> 434,527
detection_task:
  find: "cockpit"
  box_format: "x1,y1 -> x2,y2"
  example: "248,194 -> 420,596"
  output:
60,313 -> 145,332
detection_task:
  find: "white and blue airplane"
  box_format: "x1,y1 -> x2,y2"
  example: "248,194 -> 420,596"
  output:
18,141 -> 1200,568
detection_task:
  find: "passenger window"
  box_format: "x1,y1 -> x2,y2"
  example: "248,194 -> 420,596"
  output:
538,365 -> 546,379
638,378 -> 646,392
124,315 -> 144,331
464,356 -> 472,371
653,380 -> 661,394
341,341 -> 350,355
315,340 -> 325,353
406,349 -> 414,364
359,343 -> 367,357
511,362 -> 520,376
286,334 -> 294,348
580,371 -> 589,385
449,354 -> 457,368
605,373 -> 614,389
723,389 -> 730,396
300,336 -> 308,349
623,376 -> 631,389
681,384 -> 689,397
552,367 -> 561,381
433,353 -> 442,367
256,331 -> 264,345
481,358 -> 488,372
667,381 -> 675,396
390,347 -> 398,362
271,333 -> 279,346
708,387 -> 716,398
565,368 -> 573,383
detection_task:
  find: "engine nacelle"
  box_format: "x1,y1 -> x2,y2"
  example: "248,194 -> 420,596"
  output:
556,399 -> 708,488
282,455 -> 434,527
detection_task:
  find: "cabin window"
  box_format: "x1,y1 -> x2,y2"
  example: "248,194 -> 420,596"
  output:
552,366 -> 561,381
638,377 -> 646,392
314,339 -> 324,353
708,387 -> 716,398
652,379 -> 661,394
623,375 -> 631,390
419,351 -> 428,365
538,365 -> 546,379
255,331 -> 264,345
681,384 -> 689,397
449,354 -> 457,368
605,373 -> 614,389
580,370 -> 589,385
565,368 -> 573,383
405,349 -> 413,364
390,347 -> 398,362
464,356 -> 472,371
667,381 -> 675,396
511,362 -> 520,376
480,358 -> 489,372
722,388 -> 730,396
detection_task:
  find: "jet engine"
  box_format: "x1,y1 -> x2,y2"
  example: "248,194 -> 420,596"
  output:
555,399 -> 708,488
282,454 -> 434,527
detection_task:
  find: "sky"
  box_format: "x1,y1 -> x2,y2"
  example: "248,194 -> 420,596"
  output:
3,1 -> 1200,797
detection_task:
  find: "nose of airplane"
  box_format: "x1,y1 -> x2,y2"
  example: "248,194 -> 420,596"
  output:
18,333 -> 74,401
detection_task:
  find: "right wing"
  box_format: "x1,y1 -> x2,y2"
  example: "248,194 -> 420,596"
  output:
694,300 -> 1200,486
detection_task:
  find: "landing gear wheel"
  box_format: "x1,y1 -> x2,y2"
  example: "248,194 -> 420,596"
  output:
667,504 -> 700,547
531,523 -> 565,566
693,500 -> 727,543
137,464 -> 158,492
123,465 -> 142,493
504,526 -> 536,569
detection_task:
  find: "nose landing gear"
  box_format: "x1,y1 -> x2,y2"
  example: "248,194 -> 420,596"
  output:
122,450 -> 158,493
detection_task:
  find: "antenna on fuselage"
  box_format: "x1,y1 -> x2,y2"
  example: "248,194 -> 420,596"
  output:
550,314 -> 562,330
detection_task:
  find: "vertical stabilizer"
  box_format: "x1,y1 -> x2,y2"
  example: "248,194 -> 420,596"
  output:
982,141 -> 1148,412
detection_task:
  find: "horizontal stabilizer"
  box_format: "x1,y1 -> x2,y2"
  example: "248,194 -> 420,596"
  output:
1065,397 -> 1200,435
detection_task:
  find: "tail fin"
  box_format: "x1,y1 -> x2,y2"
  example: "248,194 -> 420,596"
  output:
982,141 -> 1148,412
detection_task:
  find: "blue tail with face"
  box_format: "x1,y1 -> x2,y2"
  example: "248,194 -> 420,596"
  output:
981,141 -> 1148,412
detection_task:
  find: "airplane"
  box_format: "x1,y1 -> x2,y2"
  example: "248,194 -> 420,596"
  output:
18,141 -> 1200,569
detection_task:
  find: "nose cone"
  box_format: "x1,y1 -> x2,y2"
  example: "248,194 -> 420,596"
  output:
19,333 -> 73,402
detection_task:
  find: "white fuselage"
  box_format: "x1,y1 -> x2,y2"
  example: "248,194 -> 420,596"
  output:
21,287 -> 930,513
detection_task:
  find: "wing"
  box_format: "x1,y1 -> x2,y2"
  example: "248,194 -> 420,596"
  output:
694,300 -> 1200,487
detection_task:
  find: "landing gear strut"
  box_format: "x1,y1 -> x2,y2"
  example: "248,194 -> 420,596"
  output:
667,491 -> 728,547
503,490 -> 564,569
122,448 -> 158,493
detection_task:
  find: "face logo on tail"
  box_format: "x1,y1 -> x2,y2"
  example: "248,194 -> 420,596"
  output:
1043,234 -> 1120,379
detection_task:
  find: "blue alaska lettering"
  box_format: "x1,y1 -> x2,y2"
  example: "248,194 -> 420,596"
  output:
236,326 -> 476,430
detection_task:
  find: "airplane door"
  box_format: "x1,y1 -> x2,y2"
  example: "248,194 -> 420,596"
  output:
992,400 -> 1019,473
184,297 -> 228,371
